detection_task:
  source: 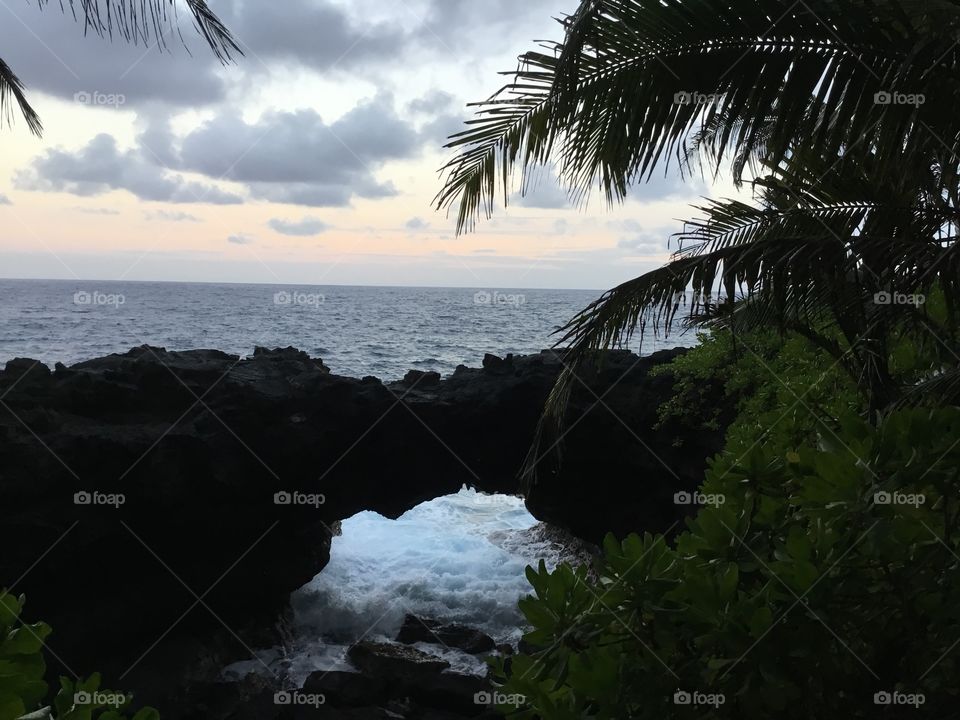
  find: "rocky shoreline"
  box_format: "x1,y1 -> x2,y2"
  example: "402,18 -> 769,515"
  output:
0,345 -> 727,718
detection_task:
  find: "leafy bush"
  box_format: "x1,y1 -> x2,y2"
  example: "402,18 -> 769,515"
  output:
495,407 -> 960,718
0,593 -> 158,720
652,330 -> 860,452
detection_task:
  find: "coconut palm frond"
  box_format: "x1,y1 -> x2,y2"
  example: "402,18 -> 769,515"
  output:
438,0 -> 960,235
434,50 -> 559,233
0,58 -> 41,136
898,366 -> 960,406
1,0 -> 239,135
44,0 -> 241,61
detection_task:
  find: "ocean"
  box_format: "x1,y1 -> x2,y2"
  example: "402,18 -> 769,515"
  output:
0,279 -> 697,378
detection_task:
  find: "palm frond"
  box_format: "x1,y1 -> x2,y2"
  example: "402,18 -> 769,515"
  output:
0,58 -> 41,136
434,50 -> 559,233
439,0 -> 960,234
45,0 -> 241,61
2,0 -> 239,135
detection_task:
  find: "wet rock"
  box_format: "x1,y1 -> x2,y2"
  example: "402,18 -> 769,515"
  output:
396,615 -> 495,654
402,671 -> 491,717
403,370 -> 442,387
0,344 -> 727,717
348,641 -> 450,684
481,353 -> 514,375
301,671 -> 387,707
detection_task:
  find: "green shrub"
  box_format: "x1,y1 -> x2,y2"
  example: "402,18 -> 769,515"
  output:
652,330 -> 860,453
495,407 -> 960,718
0,593 -> 158,720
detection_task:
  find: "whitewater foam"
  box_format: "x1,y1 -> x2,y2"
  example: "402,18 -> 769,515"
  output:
224,487 -> 587,683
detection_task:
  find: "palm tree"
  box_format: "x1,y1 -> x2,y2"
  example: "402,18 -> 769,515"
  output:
1,0 -> 239,137
436,0 -> 960,429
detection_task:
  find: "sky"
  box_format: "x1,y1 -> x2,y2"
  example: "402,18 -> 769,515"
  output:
0,0 -> 737,290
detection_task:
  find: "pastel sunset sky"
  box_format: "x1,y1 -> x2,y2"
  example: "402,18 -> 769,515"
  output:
0,0 -> 740,289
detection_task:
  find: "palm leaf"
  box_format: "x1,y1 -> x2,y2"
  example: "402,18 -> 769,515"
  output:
0,58 -> 41,136
46,0 -> 240,61
438,0 -> 960,234
1,0 -> 239,135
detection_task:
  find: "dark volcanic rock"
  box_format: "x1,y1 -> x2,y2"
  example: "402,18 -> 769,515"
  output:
396,615 -> 495,654
348,641 -> 450,682
302,671 -> 388,707
403,369 -> 442,387
0,344 -> 726,716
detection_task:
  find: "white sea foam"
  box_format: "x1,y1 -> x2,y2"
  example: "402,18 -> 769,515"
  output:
224,487 -> 583,683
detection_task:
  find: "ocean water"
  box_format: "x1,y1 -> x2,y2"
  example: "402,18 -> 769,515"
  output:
0,279 -> 697,379
224,487 -> 587,683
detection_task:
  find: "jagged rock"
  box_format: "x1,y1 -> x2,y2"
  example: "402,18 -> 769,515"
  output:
401,671 -> 491,717
396,615 -> 495,654
348,641 -> 450,683
301,671 -> 388,707
0,344 -> 727,718
481,353 -> 514,375
403,370 -> 442,387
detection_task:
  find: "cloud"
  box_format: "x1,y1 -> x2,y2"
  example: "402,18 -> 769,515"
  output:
166,95 -> 419,207
150,210 -> 201,222
416,0 -> 562,52
408,90 -> 457,115
16,134 -> 243,205
615,223 -> 672,255
512,168 -> 572,210
220,0 -> 408,71
1,5 -> 227,108
1,0 -> 413,112
228,234 -> 254,245
405,217 -> 430,230
268,217 -> 330,236
0,194 -> 11,205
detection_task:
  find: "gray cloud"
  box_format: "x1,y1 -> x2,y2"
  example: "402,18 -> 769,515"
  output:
408,90 -> 457,115
615,222 -> 672,254
405,217 -> 429,230
2,0 -> 415,113
228,234 -> 253,245
0,194 -> 11,205
1,4 -> 227,109
512,169 -> 572,209
268,217 -> 330,236
16,134 -> 243,205
221,0 -> 407,71
416,0 -> 563,51
169,95 -> 418,206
